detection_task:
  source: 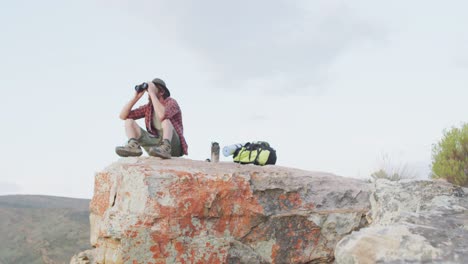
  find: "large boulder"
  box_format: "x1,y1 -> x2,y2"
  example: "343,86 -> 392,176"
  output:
72,158 -> 370,264
335,179 -> 468,263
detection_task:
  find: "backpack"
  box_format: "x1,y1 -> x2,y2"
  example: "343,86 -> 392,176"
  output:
233,141 -> 277,166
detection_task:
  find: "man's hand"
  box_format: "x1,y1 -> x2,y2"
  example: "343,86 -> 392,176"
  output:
147,82 -> 159,97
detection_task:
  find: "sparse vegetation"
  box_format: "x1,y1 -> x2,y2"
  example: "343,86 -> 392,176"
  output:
371,169 -> 402,181
0,195 -> 90,264
431,123 -> 468,186
370,153 -> 416,182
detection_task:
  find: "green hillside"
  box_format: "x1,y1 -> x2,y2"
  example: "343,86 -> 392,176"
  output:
0,195 -> 90,264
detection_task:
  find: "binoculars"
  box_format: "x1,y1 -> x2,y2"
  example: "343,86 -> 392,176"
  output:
135,82 -> 148,93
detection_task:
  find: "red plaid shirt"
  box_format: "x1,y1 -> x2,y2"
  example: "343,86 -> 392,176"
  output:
128,97 -> 188,155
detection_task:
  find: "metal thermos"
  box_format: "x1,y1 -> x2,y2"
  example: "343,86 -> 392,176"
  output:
211,142 -> 220,163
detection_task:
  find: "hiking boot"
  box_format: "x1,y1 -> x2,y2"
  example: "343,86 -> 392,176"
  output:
115,138 -> 143,157
148,139 -> 172,159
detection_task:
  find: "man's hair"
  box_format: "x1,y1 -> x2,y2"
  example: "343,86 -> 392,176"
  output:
156,84 -> 170,99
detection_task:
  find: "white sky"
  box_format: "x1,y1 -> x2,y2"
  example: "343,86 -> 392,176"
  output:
0,0 -> 467,198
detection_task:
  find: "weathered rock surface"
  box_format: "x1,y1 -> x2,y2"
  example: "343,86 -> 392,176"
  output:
335,179 -> 468,264
72,158 -> 370,264
70,249 -> 97,264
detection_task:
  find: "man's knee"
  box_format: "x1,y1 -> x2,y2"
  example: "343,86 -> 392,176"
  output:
124,119 -> 140,133
125,118 -> 137,126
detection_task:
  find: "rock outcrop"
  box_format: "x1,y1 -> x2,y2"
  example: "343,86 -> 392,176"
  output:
72,158 -> 370,264
335,179 -> 468,263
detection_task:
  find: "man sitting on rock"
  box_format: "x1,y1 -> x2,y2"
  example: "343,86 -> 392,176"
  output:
115,78 -> 188,159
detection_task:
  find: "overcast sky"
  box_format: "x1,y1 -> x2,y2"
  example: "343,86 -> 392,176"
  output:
1,0 -> 467,198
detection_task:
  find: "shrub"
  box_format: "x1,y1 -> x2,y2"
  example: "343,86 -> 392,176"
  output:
431,123 -> 468,186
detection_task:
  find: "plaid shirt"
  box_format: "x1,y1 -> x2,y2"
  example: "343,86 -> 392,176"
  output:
128,97 -> 188,155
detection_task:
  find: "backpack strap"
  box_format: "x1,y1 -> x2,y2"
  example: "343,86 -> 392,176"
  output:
254,148 -> 263,165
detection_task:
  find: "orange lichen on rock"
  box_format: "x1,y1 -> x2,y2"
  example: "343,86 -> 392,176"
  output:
140,169 -> 264,262
271,243 -> 280,263
89,172 -> 111,216
278,192 -> 302,210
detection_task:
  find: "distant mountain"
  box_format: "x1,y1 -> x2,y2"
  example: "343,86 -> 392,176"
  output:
0,195 -> 90,264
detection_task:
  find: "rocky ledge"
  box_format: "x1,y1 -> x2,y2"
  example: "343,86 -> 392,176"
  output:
71,158 -> 468,264
335,179 -> 468,263
71,158 -> 370,264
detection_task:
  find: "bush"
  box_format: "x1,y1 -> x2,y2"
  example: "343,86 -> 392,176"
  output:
431,123 -> 468,186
